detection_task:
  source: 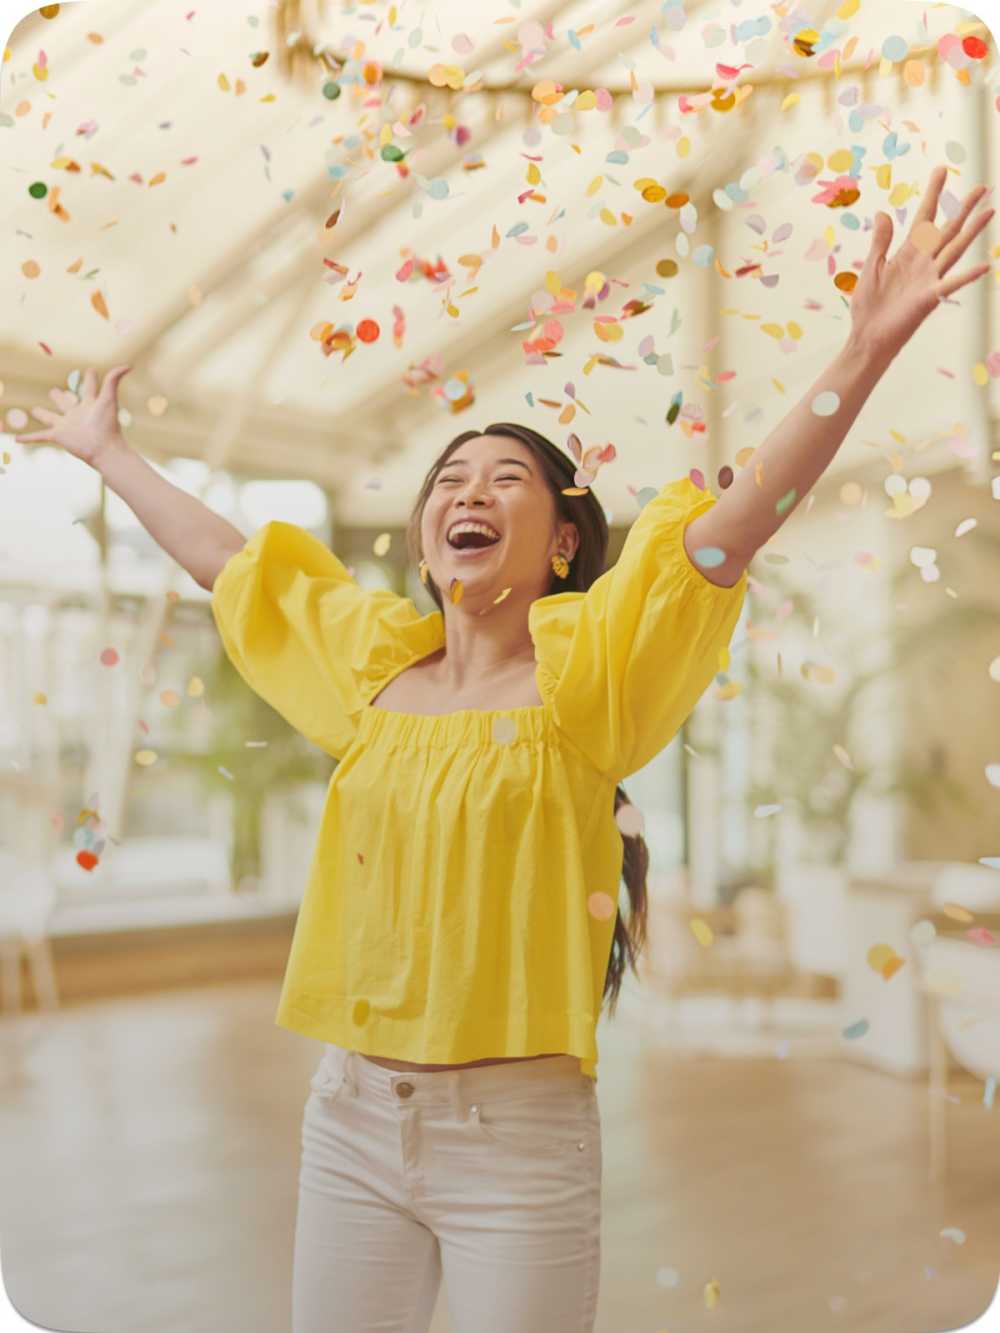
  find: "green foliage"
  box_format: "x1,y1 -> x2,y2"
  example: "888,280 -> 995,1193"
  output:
742,549 -> 995,868
170,647 -> 334,890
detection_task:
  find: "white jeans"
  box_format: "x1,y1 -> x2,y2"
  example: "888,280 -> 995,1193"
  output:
292,1044 -> 602,1333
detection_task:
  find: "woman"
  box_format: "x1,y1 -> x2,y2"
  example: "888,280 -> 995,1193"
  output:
16,165 -> 992,1332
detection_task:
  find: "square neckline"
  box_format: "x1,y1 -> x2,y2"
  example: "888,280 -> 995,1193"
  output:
365,643 -> 549,719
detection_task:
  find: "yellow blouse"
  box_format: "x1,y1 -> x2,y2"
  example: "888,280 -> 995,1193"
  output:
211,476 -> 748,1080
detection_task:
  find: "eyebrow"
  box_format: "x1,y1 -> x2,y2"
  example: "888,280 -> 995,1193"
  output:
443,457 -> 533,473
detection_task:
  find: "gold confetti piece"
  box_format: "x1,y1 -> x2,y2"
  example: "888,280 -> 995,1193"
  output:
593,320 -> 622,342
90,290 -> 110,320
690,917 -> 714,948
134,749 -> 158,766
448,577 -> 464,605
33,691 -> 47,705
186,675 -> 205,698
942,902 -> 974,924
373,532 -> 392,557
867,943 -> 902,978
801,661 -> 835,685
704,1279 -> 721,1309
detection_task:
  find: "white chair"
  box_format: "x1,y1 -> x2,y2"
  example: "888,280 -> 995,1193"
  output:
0,848 -> 60,1015
913,861 -> 1000,1181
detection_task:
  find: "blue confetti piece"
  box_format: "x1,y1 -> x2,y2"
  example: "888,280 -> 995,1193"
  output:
693,546 -> 726,569
606,150 -> 629,165
568,29 -> 581,51
843,1018 -> 869,1041
506,222 -> 530,238
525,391 -> 534,406
985,1076 -> 996,1110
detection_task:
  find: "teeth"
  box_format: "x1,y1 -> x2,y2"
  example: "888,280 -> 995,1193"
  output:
447,521 -> 501,544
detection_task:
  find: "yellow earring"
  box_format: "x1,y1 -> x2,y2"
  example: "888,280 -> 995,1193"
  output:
551,551 -> 570,579
418,558 -> 429,585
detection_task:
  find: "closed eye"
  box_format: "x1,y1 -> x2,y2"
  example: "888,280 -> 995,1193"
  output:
438,475 -> 521,483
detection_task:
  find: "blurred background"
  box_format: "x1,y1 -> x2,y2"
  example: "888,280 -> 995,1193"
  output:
0,0 -> 998,1330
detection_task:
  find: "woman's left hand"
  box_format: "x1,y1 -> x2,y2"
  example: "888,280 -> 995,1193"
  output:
848,164 -> 994,364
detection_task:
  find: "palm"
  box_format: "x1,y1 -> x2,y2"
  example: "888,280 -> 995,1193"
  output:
15,365 -> 131,465
849,165 -> 994,362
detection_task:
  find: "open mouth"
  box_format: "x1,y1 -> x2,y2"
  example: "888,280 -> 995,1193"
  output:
446,527 -> 502,554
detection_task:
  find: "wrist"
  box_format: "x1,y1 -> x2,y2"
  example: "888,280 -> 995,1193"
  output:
92,433 -> 130,473
843,330 -> 897,376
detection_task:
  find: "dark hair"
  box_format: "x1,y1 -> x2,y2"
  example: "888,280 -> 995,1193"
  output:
404,422 -> 649,1018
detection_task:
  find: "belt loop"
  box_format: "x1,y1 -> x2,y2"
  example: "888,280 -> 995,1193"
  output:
343,1049 -> 358,1098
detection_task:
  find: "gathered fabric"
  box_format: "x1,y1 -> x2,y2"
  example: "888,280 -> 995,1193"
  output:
211,476 -> 748,1080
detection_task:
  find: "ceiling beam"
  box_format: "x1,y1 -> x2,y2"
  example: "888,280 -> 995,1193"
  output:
154,0 -> 694,387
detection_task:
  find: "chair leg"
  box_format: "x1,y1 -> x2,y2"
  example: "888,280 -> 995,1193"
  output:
23,935 -> 59,1012
0,939 -> 22,1014
928,996 -> 949,1185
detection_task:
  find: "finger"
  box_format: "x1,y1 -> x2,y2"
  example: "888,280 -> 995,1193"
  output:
911,164 -> 950,231
100,364 -> 132,396
13,430 -> 51,444
937,262 -> 991,302
80,368 -> 98,400
936,205 -> 995,276
863,212 -> 893,273
931,185 -> 989,258
29,406 -> 58,424
48,387 -> 76,409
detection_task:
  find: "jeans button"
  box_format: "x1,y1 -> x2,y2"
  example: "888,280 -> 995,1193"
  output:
395,1081 -> 415,1098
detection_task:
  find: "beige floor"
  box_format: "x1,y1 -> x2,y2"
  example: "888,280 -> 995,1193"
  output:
0,979 -> 997,1333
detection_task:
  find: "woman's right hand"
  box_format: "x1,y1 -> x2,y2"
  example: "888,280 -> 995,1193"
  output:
13,365 -> 133,467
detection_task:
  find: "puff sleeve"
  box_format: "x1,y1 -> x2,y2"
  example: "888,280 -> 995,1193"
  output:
210,521 -> 433,760
533,477 -> 748,784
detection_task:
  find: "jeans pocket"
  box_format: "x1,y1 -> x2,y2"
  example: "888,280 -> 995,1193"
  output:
307,1056 -> 348,1105
467,1087 -> 591,1157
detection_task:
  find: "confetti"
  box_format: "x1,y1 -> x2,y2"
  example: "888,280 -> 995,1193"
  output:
867,943 -> 906,981
690,917 -> 714,947
811,391 -> 840,417
587,892 -> 616,921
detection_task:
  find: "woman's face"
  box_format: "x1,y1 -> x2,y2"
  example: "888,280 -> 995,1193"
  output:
420,433 -> 578,605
